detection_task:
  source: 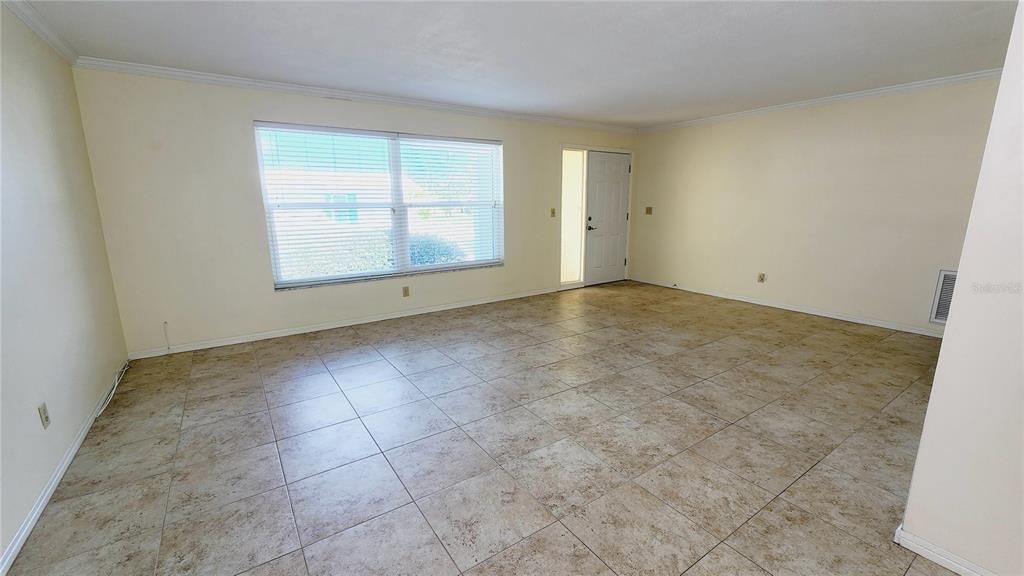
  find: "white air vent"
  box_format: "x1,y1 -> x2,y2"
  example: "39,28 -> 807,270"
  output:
930,269 -> 957,324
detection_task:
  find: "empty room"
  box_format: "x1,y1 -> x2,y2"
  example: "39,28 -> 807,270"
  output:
2,1 -> 1022,575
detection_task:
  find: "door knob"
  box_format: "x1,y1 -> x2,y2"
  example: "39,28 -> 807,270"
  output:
587,225 -> 597,231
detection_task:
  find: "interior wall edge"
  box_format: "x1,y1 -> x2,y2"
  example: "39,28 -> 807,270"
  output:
2,7 -> 129,557
632,276 -> 945,338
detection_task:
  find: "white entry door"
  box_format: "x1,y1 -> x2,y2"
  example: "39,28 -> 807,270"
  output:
584,151 -> 630,286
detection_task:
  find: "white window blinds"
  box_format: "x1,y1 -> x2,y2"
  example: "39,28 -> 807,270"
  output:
255,122 -> 504,289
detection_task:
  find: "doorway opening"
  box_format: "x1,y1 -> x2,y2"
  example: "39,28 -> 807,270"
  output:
560,148 -> 631,288
560,149 -> 586,285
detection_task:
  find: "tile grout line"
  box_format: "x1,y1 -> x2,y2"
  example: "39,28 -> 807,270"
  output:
14,282 -> 940,575
612,333 -> 915,573
153,352 -> 194,576
259,352 -> 309,576
706,407 -> 914,575
266,332 -> 921,569
351,343 -> 466,574
362,337 -> 627,574
555,517 -> 629,576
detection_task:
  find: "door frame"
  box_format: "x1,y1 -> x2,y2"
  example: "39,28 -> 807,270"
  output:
558,144 -> 634,290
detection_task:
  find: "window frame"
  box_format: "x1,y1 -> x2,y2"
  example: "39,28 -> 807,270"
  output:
254,121 -> 505,290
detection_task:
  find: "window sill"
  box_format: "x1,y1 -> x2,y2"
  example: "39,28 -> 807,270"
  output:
273,261 -> 505,291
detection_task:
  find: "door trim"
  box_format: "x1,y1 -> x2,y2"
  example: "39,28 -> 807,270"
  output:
558,146 -> 634,290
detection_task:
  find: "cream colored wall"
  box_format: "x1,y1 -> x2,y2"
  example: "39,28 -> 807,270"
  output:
629,78 -> 999,334
900,6 -> 1022,575
1,8 -> 127,555
72,68 -> 635,356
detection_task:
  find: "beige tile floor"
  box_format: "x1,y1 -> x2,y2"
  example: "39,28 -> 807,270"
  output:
11,281 -> 956,576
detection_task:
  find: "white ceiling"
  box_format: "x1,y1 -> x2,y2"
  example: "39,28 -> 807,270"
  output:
31,1 -> 1017,129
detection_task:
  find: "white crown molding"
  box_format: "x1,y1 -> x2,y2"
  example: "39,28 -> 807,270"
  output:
3,0 -> 77,63
641,68 -> 1004,133
6,0 -> 1002,136
72,56 -> 639,134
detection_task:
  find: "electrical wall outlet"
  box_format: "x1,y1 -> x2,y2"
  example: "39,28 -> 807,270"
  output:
757,273 -> 767,283
645,206 -> 653,215
38,403 -> 51,429
550,208 -> 557,217
402,286 -> 410,297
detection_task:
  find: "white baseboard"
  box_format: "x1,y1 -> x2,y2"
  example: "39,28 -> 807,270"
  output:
0,363 -> 125,575
128,286 -> 560,359
633,277 -> 945,338
894,524 -> 997,576
129,279 -> 944,359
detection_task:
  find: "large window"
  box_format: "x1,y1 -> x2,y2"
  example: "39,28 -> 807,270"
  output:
255,122 -> 504,289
